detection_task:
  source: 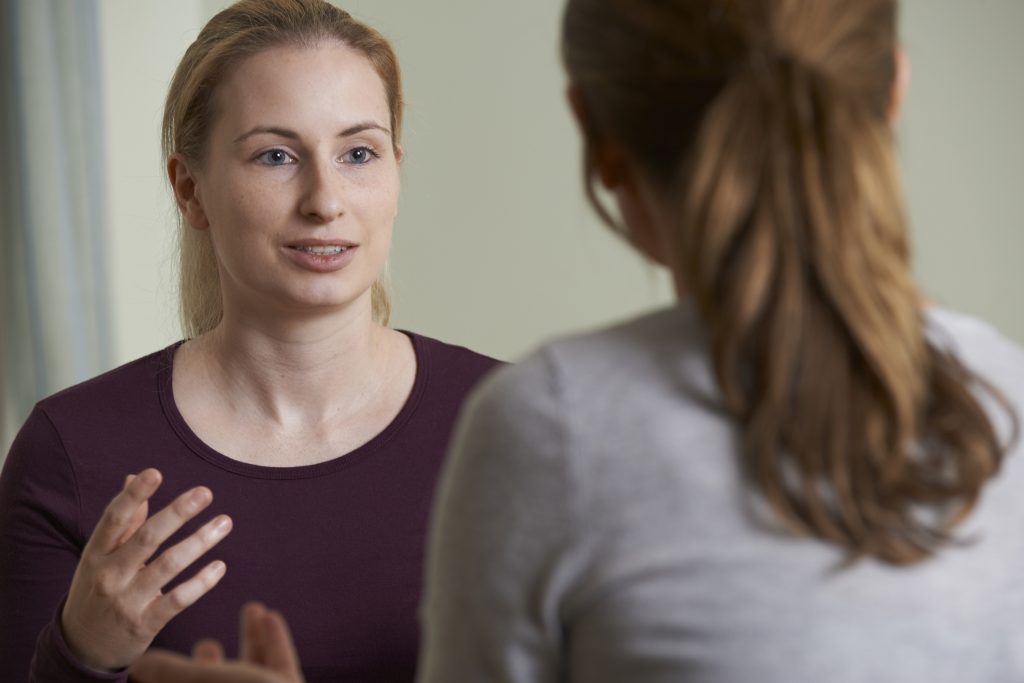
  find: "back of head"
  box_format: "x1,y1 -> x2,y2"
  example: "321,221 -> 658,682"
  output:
163,0 -> 402,336
563,0 -> 1013,564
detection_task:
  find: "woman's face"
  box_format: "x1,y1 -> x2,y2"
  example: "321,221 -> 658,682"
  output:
189,42 -> 400,322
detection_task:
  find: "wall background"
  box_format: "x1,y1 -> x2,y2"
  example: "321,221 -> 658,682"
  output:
99,0 -> 1024,365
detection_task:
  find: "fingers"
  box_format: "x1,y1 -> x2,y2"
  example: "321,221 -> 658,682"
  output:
132,650 -> 283,683
240,602 -> 268,663
88,468 -> 162,554
131,650 -> 195,683
114,475 -> 149,548
143,559 -> 228,630
118,485 -> 216,568
193,639 -> 226,663
131,606 -> 304,683
239,603 -> 304,680
63,472 -> 231,670
260,609 -> 303,676
132,512 -> 232,598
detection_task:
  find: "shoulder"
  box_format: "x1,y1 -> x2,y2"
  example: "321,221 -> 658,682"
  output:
926,307 -> 1024,358
544,303 -> 706,376
0,343 -> 176,538
479,304 -> 712,415
926,307 -> 1024,398
461,304 -> 711,446
36,345 -> 177,426
404,331 -> 504,394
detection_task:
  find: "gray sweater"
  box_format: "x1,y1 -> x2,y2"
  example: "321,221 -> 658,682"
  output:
418,304 -> 1024,682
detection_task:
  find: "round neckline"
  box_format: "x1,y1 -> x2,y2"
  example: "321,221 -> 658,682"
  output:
156,331 -> 430,480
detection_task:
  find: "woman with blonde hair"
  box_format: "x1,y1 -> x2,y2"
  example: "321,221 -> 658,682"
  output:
0,1 -> 497,681
131,0 -> 1024,681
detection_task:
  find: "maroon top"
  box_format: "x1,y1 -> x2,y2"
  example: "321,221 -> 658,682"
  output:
0,333 -> 500,683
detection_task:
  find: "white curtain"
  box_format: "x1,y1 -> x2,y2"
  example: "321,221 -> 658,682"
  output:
1,0 -> 112,458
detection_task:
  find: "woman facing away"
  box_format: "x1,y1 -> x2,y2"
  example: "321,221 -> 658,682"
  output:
130,0 -> 1024,682
0,1 -> 499,681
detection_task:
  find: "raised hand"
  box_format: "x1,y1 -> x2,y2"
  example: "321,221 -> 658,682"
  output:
130,602 -> 306,683
61,468 -> 233,671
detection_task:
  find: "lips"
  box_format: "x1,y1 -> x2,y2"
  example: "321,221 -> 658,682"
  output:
291,244 -> 348,255
285,238 -> 358,252
282,239 -> 359,273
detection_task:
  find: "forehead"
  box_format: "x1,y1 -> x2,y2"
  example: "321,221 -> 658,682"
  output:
214,42 -> 390,131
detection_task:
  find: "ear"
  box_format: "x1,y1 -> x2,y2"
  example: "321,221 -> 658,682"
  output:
889,48 -> 911,122
394,142 -> 405,164
167,153 -> 210,230
567,84 -> 626,189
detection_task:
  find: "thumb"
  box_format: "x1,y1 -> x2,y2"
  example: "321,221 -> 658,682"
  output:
260,609 -> 304,680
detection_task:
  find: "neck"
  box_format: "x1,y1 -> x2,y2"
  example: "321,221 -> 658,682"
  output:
189,302 -> 394,428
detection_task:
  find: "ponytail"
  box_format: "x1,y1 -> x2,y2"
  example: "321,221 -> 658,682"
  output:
563,0 -> 1015,564
677,53 -> 1008,563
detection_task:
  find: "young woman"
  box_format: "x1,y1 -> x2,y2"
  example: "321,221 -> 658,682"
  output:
0,1 -> 498,682
130,0 -> 1024,681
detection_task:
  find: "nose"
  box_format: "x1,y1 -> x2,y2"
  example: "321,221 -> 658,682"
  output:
299,158 -> 345,224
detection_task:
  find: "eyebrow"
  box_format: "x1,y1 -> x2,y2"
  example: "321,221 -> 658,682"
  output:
233,122 -> 391,143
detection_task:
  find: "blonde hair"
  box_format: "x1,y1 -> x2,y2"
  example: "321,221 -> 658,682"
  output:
563,0 -> 1015,564
162,0 -> 401,337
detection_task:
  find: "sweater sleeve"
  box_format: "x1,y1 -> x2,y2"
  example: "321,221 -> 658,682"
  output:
417,350 -> 579,683
0,406 -> 127,682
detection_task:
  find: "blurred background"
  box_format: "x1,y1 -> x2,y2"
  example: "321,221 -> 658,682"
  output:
2,0 -> 1023,458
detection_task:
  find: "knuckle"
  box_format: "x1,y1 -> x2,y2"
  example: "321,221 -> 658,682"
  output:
104,508 -> 132,529
133,526 -> 160,549
150,550 -> 183,578
94,575 -> 118,599
81,551 -> 105,573
167,590 -> 189,611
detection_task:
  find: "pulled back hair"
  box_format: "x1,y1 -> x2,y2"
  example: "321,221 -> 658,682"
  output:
163,0 -> 402,337
563,0 -> 1015,564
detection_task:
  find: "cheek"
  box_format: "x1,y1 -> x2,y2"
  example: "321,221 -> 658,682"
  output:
208,180 -> 281,238
356,172 -> 401,233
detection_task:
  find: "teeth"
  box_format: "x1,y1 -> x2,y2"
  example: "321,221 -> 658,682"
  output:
296,245 -> 347,255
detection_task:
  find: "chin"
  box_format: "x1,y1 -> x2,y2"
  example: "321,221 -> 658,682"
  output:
285,288 -> 372,314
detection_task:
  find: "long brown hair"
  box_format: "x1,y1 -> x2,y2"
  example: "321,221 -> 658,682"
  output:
563,0 -> 1014,564
162,0 -> 402,337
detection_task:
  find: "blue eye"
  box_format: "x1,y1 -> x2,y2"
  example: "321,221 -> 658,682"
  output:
256,149 -> 296,166
343,146 -> 379,165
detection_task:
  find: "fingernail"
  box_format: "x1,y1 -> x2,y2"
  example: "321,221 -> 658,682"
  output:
211,560 -> 226,576
140,469 -> 160,485
189,487 -> 212,510
213,515 -> 232,534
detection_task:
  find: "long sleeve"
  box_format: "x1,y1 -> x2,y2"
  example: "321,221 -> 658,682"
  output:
0,406 -> 126,682
417,351 -> 580,683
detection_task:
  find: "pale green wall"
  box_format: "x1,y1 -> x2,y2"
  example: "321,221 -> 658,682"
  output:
900,0 -> 1024,343
99,0 -> 205,361
100,0 -> 1024,365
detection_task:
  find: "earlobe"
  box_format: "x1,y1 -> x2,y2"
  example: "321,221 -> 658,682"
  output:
167,154 -> 210,230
